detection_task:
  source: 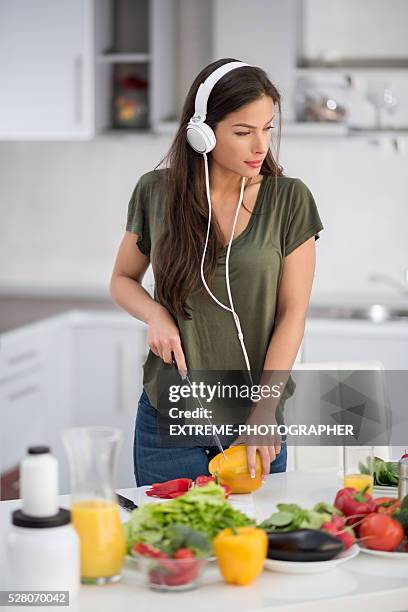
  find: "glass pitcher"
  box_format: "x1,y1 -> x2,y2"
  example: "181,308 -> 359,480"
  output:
63,427 -> 126,584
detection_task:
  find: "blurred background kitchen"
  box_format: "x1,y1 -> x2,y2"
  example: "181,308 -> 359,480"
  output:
1,0 -> 408,497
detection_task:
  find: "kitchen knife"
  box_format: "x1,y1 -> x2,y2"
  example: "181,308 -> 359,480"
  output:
171,355 -> 227,460
116,493 -> 138,512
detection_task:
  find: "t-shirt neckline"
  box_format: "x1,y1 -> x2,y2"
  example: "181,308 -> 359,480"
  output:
219,174 -> 268,253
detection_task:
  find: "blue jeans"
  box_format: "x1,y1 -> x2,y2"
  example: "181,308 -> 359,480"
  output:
133,388 -> 287,486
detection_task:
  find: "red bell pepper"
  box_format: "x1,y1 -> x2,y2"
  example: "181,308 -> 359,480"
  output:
221,484 -> 232,498
334,486 -> 377,530
195,475 -> 215,487
145,478 -> 192,499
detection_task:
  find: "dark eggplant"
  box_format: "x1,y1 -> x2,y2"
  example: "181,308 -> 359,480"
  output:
267,529 -> 344,562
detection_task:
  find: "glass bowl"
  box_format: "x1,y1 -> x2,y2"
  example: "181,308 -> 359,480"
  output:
130,552 -> 209,591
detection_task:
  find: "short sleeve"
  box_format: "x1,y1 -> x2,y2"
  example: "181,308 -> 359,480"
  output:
284,179 -> 324,256
126,175 -> 151,257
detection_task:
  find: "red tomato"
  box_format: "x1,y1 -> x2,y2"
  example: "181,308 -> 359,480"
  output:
173,548 -> 195,559
359,513 -> 404,551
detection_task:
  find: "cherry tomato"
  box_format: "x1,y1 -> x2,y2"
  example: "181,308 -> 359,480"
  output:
173,548 -> 195,559
359,513 -> 404,551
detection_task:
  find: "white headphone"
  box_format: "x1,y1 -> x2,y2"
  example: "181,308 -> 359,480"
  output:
186,61 -> 251,154
186,61 -> 254,385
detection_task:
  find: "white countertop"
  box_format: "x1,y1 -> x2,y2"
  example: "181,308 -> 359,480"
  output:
1,472 -> 408,612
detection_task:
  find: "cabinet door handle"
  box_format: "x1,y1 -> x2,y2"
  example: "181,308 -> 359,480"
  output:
6,349 -> 38,366
8,384 -> 40,402
73,54 -> 83,124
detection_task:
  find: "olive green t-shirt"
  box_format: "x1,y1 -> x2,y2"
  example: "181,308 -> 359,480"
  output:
126,169 -> 324,410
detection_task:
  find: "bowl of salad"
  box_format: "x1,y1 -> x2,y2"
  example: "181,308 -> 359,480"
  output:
129,524 -> 212,591
131,545 -> 209,591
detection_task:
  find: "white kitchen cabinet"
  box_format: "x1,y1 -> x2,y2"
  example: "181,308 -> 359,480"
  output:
212,0 -> 299,123
0,0 -> 93,140
0,323 -> 48,471
0,316 -> 73,492
0,0 -> 180,138
0,370 -> 48,473
70,312 -> 147,489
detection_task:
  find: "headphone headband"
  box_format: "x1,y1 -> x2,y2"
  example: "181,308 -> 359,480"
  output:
191,61 -> 251,123
187,61 -> 252,154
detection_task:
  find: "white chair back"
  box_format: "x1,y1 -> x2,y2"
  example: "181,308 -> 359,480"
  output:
286,360 -> 390,472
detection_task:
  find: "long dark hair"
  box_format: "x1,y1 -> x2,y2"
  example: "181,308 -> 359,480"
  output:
153,58 -> 283,320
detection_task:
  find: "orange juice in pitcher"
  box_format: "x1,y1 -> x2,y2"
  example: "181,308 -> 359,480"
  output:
64,427 -> 126,584
71,499 -> 125,581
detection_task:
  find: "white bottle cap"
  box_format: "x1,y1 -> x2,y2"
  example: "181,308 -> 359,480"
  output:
21,446 -> 58,517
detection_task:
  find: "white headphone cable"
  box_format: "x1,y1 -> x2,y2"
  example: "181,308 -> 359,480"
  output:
201,153 -> 254,386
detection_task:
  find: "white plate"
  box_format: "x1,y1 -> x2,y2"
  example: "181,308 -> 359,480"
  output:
358,544 -> 408,560
373,485 -> 398,498
264,544 -> 359,574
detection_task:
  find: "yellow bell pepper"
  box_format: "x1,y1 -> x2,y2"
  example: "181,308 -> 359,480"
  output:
213,526 -> 268,586
208,445 -> 262,493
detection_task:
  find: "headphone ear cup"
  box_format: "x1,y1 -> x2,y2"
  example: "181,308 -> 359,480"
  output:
186,122 -> 216,153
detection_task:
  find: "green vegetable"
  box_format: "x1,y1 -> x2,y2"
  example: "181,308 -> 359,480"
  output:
313,501 -> 343,517
262,511 -> 293,528
359,456 -> 399,487
124,482 -> 254,553
258,503 -> 332,533
160,524 -> 212,557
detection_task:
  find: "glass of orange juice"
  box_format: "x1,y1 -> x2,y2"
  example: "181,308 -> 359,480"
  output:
343,446 -> 374,495
63,427 -> 126,584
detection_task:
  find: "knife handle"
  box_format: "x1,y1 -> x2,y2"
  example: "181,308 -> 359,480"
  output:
116,493 -> 138,512
172,353 -> 187,380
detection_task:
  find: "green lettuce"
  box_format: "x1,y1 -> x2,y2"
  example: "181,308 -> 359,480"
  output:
124,482 -> 254,553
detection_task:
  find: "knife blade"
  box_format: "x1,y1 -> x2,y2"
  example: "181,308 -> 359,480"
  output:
172,356 -> 227,460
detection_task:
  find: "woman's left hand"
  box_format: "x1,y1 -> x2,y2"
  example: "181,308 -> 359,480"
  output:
230,435 -> 281,481
229,390 -> 282,480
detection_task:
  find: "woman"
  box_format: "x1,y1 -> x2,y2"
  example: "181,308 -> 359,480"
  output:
110,58 -> 324,486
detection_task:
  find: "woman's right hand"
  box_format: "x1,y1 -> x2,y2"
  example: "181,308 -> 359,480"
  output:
147,304 -> 188,377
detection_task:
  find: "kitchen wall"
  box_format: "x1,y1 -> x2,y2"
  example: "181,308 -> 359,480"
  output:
0,133 -> 407,304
